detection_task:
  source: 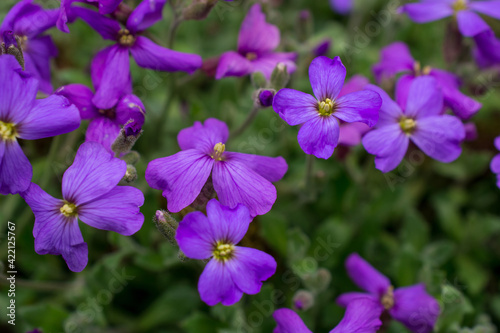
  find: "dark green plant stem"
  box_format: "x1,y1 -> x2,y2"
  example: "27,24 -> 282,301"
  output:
231,105 -> 260,138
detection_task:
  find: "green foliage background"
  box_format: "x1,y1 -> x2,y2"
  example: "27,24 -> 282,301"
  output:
0,0 -> 500,332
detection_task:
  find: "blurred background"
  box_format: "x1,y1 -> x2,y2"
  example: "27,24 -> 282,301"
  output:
1,0 -> 500,332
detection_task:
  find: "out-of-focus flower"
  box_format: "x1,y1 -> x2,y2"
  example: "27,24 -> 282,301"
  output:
0,0 -> 59,93
329,0 -> 353,15
473,29 -> 500,68
73,0 -> 202,109
146,118 -> 288,216
399,0 -> 500,37
337,253 -> 440,333
0,56 -> 80,195
491,137 -> 500,188
273,298 -> 383,333
313,39 -> 331,57
363,77 -> 466,173
464,122 -> 478,141
273,56 -> 381,159
21,142 -> 144,272
373,42 -> 482,119
216,4 -> 297,79
175,199 -> 276,306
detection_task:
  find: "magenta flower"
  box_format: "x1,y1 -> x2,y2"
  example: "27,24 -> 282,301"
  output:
1,0 -> 59,93
273,298 -> 383,333
337,253 -> 440,333
329,0 -> 353,14
362,77 -> 465,172
73,0 -> 202,109
273,56 -> 382,159
146,118 -> 288,217
57,0 -> 123,32
216,4 -> 297,79
0,56 -> 80,195
399,0 -> 500,37
473,29 -> 500,68
373,42 -> 481,120
491,137 -> 500,188
175,199 -> 276,306
21,142 -> 144,272
56,83 -> 145,153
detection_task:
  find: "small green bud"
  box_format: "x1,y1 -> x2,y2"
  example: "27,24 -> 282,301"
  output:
111,120 -> 143,155
153,210 -> 179,246
122,151 -> 140,165
251,71 -> 268,89
121,164 -> 137,183
270,63 -> 290,90
182,0 -> 218,20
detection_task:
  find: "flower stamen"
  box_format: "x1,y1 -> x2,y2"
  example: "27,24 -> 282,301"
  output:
399,117 -> 417,135
211,142 -> 226,161
318,98 -> 335,116
118,29 -> 135,46
381,286 -> 395,310
452,0 -> 468,12
0,121 -> 17,141
246,52 -> 257,61
60,201 -> 78,217
213,241 -> 235,262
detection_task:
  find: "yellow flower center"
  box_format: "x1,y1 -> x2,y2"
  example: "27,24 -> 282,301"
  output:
452,0 -> 468,12
381,286 -> 395,310
413,61 -> 432,76
318,98 -> 335,116
399,117 -> 417,135
211,142 -> 226,161
246,52 -> 257,61
118,29 -> 135,46
213,241 -> 235,262
0,121 -> 17,141
60,202 -> 78,217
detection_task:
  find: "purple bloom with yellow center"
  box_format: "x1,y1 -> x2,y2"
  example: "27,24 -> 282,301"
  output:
1,0 -> 59,94
216,4 -> 297,79
273,298 -> 383,333
399,0 -> 500,37
363,76 -> 466,173
273,56 -> 382,159
491,136 -> 500,188
21,142 -> 145,272
337,253 -> 440,333
373,42 -> 481,120
0,55 -> 80,195
72,0 -> 202,109
56,82 -> 145,154
175,199 -> 276,306
146,118 -> 287,217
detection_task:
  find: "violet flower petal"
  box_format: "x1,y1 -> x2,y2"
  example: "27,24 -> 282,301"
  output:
365,84 -> 403,127
72,6 -> 121,40
336,292 -> 377,307
24,36 -> 58,94
85,117 -> 121,154
330,0 -> 353,15
205,199 -> 252,245
362,124 -> 409,173
373,42 -> 415,83
198,259 -> 243,306
456,10 -> 490,37
469,1 -> 500,20
405,76 -> 444,119
297,116 -> 340,159
330,298 -> 384,333
344,253 -> 391,297
237,4 -> 280,54
225,152 -> 288,182
272,88 -> 318,125
338,75 -> 369,98
309,56 -> 346,101
400,2 -> 453,23
273,308 -> 313,333
251,52 -> 298,79
0,141 -> 32,195
335,90 -> 381,127
176,211 -> 215,260
126,0 -> 167,33
55,84 -> 99,119
177,118 -> 229,153
215,51 -> 253,79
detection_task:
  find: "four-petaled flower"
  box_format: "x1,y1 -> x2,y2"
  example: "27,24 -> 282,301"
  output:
175,199 -> 276,306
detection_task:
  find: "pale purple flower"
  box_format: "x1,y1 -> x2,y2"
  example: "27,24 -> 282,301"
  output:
273,56 -> 381,159
56,83 -> 145,153
175,199 -> 276,306
73,0 -> 202,109
373,42 -> 482,120
491,136 -> 500,188
473,28 -> 500,68
337,253 -> 440,333
329,0 -> 354,14
399,0 -> 500,37
273,298 -> 383,333
1,0 -> 59,93
0,56 -> 80,195
216,4 -> 297,79
146,118 -> 288,217
362,76 -> 466,173
21,142 -> 144,272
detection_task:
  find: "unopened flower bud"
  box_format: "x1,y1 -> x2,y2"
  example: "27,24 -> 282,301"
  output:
303,268 -> 332,292
122,151 -> 140,165
297,10 -> 313,42
251,71 -> 268,89
2,31 -> 24,70
271,63 -> 290,90
293,290 -> 315,311
111,119 -> 143,155
154,210 -> 179,245
255,89 -> 276,108
182,0 -> 218,20
313,39 -> 331,57
121,164 -> 137,183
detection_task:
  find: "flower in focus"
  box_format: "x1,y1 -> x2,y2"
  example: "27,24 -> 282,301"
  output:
146,118 -> 288,216
329,0 -> 353,15
473,29 -> 500,69
363,76 -> 466,172
56,83 -> 145,154
273,56 -> 381,159
273,298 -> 383,333
0,55 -> 80,195
216,4 -> 297,79
337,253 -> 440,333
21,142 -> 145,272
175,199 -> 276,306
399,0 -> 500,37
57,0 -> 123,32
73,0 -> 202,109
1,0 -> 59,93
373,42 -> 482,120
491,136 -> 500,188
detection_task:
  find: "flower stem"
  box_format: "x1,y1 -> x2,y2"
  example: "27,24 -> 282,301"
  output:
303,154 -> 316,202
231,105 -> 260,138
166,18 -> 182,49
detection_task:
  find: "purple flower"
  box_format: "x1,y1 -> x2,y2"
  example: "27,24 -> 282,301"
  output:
175,199 -> 276,306
273,56 -> 382,159
373,42 -> 481,120
73,0 -> 202,109
491,136 -> 500,188
313,39 -> 331,57
399,0 -> 500,37
362,77 -> 466,173
56,83 -> 145,154
216,4 -> 297,79
329,0 -> 354,14
273,298 -> 383,333
21,142 -> 144,272
0,56 -> 80,195
1,0 -> 59,93
337,253 -> 440,333
57,0 -> 123,32
473,29 -> 500,68
146,118 -> 287,217
258,89 -> 275,108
